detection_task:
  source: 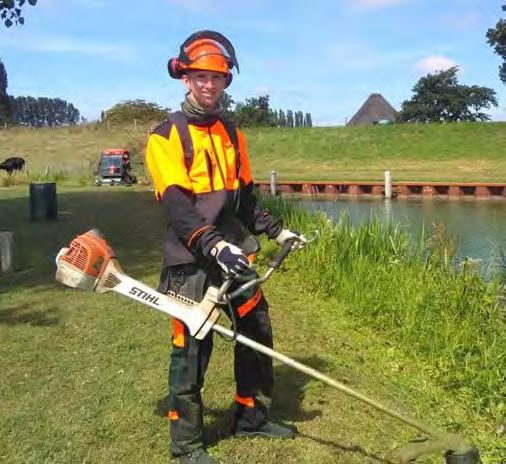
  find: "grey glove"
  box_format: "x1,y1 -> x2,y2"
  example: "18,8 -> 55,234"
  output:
274,229 -> 308,250
210,240 -> 250,277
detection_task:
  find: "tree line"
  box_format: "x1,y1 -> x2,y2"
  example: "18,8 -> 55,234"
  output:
228,95 -> 312,127
102,94 -> 312,128
8,96 -> 81,127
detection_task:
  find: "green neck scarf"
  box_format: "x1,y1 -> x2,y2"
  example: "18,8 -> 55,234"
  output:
180,93 -> 224,124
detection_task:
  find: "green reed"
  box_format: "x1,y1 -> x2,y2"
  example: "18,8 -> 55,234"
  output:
262,198 -> 505,419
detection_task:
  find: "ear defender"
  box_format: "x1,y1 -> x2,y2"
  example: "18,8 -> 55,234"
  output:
167,58 -> 184,79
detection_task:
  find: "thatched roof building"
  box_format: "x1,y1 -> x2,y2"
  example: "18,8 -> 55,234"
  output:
348,93 -> 397,125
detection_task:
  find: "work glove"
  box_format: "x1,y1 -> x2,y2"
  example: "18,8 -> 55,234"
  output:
210,240 -> 250,277
275,229 -> 308,250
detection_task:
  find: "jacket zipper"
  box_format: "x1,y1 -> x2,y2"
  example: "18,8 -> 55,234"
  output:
204,150 -> 215,191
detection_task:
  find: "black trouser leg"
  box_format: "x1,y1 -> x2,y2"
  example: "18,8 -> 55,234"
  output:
233,295 -> 274,431
168,327 -> 213,456
159,265 -> 213,457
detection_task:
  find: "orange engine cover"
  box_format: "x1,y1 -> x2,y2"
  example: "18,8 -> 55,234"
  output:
60,229 -> 115,278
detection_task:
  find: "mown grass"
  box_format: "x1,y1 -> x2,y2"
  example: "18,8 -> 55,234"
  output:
0,187 -> 504,463
1,121 -> 506,185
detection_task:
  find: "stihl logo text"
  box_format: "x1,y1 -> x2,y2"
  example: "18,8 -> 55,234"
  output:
129,287 -> 160,306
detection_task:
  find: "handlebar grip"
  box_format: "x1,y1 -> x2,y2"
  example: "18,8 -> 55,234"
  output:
269,241 -> 293,269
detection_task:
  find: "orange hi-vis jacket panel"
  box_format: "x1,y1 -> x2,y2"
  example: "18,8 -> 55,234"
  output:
146,120 -> 252,200
144,115 -> 282,267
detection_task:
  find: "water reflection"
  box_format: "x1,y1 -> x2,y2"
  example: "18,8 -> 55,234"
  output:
300,197 -> 506,267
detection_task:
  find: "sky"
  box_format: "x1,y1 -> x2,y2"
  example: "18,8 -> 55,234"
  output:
0,0 -> 505,125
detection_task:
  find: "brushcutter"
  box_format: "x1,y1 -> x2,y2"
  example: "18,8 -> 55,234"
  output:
55,229 -> 481,464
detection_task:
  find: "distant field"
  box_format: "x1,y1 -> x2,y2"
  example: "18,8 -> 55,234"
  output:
0,121 -> 505,185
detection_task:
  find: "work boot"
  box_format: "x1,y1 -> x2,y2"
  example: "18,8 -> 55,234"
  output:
234,421 -> 298,439
178,448 -> 215,464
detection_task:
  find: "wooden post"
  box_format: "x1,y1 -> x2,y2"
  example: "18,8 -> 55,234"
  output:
270,170 -> 277,196
0,231 -> 14,274
384,170 -> 392,199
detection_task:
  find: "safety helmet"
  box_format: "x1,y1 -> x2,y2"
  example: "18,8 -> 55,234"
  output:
168,30 -> 239,87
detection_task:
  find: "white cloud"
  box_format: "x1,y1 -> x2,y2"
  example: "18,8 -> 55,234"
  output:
166,0 -> 269,14
327,42 -> 419,71
255,86 -> 270,96
166,0 -> 214,13
352,0 -> 409,10
37,0 -> 106,11
1,34 -> 137,60
442,12 -> 483,30
415,55 -> 458,74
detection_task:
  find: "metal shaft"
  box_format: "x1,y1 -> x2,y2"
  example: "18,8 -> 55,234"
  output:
212,323 -> 445,440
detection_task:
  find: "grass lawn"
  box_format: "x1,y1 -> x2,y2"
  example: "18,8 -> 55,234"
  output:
1,122 -> 506,186
0,186 -> 504,463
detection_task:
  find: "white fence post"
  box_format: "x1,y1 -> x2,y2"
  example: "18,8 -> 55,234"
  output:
384,170 -> 392,199
270,170 -> 277,196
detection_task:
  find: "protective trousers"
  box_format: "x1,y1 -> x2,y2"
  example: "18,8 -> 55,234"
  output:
158,264 -> 274,457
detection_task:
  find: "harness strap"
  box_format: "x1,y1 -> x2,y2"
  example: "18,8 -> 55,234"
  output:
168,111 -> 194,171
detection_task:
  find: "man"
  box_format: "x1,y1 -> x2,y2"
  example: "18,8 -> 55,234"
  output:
145,31 -> 306,464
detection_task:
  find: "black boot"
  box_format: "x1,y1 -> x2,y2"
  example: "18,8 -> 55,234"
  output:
234,421 -> 298,439
178,448 -> 215,464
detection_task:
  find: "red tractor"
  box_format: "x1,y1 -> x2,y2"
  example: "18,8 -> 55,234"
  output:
94,149 -> 137,186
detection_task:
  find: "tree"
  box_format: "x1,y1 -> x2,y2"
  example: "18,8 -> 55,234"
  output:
304,112 -> 313,127
104,99 -> 169,124
235,95 -> 275,127
271,109 -> 279,127
486,3 -> 506,84
219,91 -> 237,123
0,58 -> 10,124
278,109 -> 286,127
1,0 -> 37,27
286,110 -> 294,128
297,111 -> 305,127
399,66 -> 498,123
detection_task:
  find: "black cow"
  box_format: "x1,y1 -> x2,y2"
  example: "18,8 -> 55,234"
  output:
0,157 -> 25,175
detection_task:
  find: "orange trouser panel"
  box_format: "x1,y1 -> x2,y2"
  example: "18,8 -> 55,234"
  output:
237,289 -> 262,318
235,394 -> 255,408
172,319 -> 185,348
167,410 -> 179,420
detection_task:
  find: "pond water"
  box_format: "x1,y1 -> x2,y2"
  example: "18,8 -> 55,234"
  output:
301,198 -> 506,269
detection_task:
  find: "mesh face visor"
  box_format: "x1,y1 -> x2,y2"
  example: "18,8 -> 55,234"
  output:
179,31 -> 239,73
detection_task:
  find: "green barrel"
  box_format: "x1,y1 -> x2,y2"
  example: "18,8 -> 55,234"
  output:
29,182 -> 58,221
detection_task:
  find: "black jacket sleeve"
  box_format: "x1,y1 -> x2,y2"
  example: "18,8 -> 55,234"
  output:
161,185 -> 223,256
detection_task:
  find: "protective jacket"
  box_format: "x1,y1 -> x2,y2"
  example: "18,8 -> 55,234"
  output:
145,112 -> 282,266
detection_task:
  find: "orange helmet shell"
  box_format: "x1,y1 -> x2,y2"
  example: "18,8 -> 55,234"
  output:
180,39 -> 230,75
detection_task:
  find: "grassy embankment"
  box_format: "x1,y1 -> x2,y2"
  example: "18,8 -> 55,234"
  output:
1,121 -> 506,186
0,187 -> 504,463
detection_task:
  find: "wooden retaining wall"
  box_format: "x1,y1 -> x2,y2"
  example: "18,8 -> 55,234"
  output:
255,181 -> 506,199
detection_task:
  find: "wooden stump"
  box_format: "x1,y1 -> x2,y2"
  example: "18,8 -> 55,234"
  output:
0,231 -> 14,274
